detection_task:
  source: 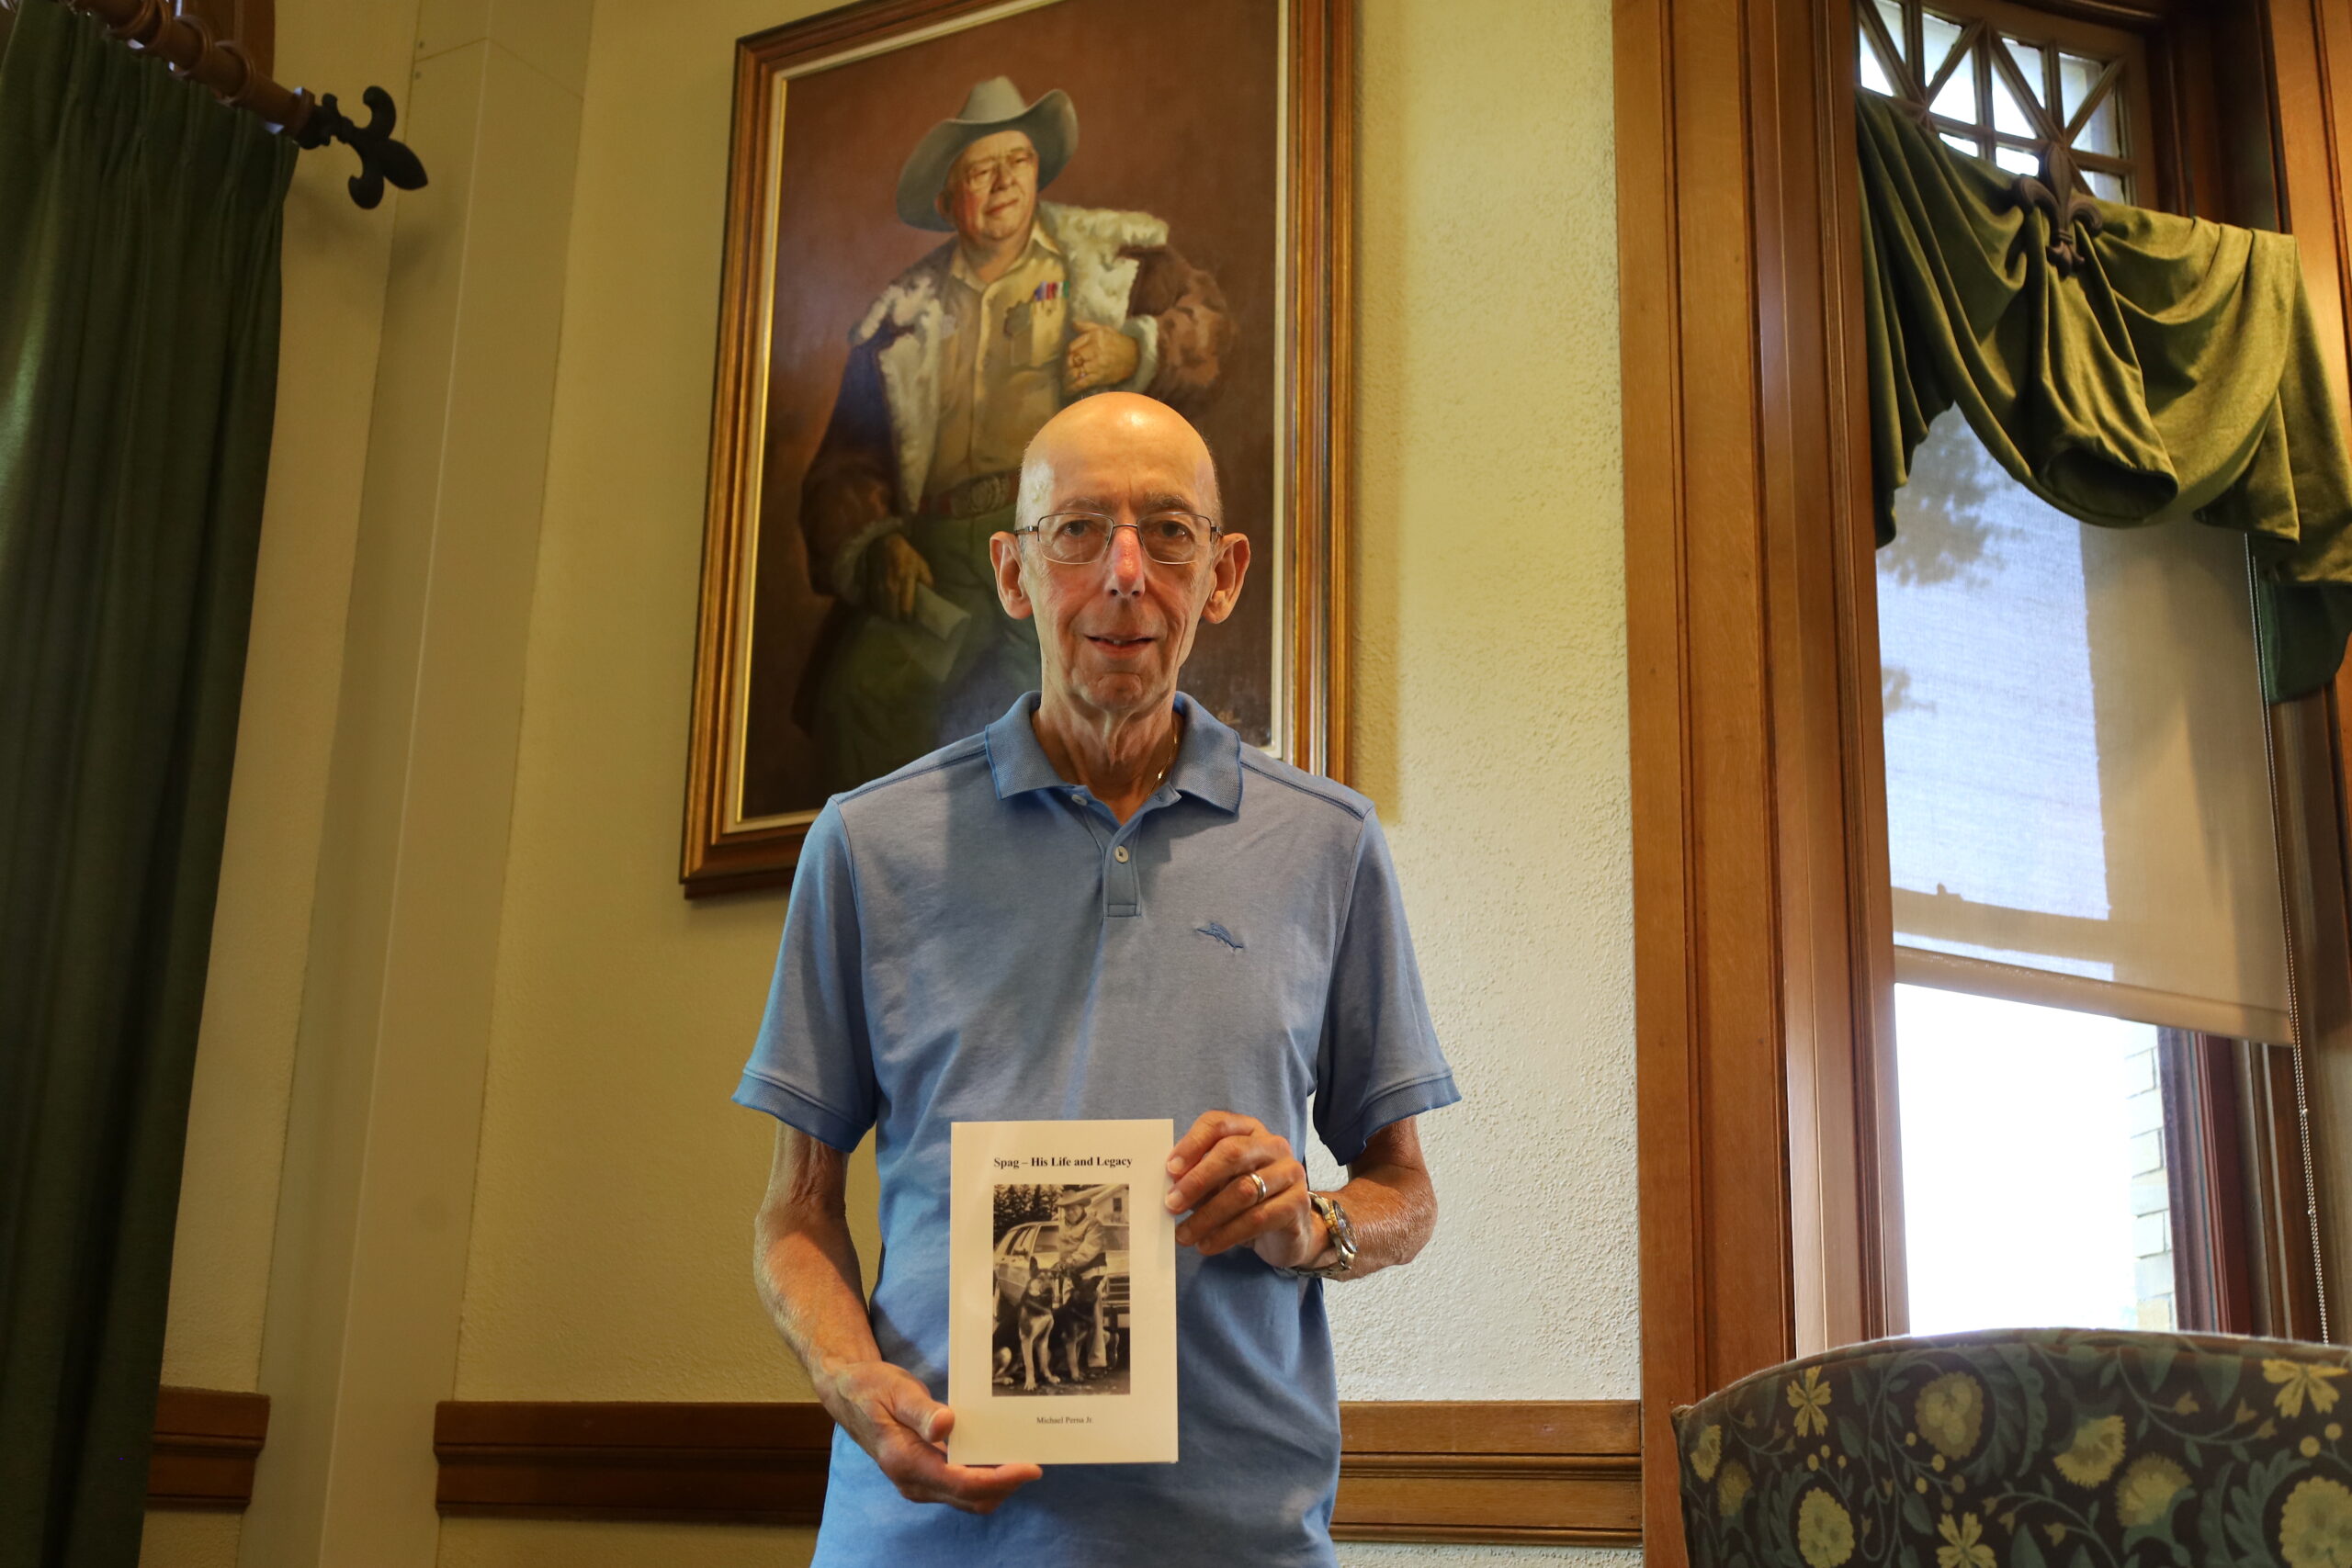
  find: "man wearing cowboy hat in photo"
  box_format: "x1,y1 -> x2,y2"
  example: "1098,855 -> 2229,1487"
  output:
1050,1189 -> 1113,1378
797,76 -> 1235,795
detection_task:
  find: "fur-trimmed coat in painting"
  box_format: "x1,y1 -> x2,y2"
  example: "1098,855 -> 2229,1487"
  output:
799,202 -> 1234,603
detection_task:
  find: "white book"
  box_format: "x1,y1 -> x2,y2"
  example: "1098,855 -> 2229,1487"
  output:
946,1119 -> 1179,1466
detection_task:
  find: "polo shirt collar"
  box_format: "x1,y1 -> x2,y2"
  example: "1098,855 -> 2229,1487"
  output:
983,694 -> 1064,797
983,692 -> 1243,814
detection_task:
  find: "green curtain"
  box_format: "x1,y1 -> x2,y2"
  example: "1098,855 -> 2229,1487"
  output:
1859,88 -> 2352,700
0,2 -> 292,1562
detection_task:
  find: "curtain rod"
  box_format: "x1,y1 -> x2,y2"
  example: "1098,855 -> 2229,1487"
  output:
42,0 -> 427,208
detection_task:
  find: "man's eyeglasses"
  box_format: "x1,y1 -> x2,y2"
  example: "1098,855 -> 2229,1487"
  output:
1014,511 -> 1222,567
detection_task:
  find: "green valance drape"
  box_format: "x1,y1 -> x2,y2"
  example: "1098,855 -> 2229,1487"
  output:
1858,87 -> 2352,701
0,2 -> 292,1562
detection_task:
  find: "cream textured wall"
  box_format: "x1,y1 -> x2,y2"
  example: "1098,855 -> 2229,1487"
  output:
453,0 -> 1633,1400
449,0 -> 1634,1561
446,0 -> 850,1408
148,0 -> 1634,1560
157,0 -> 416,1401
138,1513 -> 242,1568
1335,1 -> 1634,1561
1322,0 -> 1634,1406
437,1521 -> 819,1565
142,1 -> 419,1562
242,1 -> 594,1557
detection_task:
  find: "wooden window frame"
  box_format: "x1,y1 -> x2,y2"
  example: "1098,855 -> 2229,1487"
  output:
1621,0 -> 2352,1559
2160,1030 -> 2253,1333
1859,0 -> 2157,197
2156,1030 -> 2326,1340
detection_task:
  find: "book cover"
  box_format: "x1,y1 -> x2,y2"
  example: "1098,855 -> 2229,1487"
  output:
946,1119 -> 1178,1465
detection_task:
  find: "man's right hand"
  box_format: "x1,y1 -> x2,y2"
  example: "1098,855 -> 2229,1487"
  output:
870,532 -> 934,621
819,1359 -> 1042,1514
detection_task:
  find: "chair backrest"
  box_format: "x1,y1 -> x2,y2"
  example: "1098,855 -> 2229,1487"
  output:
1671,1327 -> 2352,1566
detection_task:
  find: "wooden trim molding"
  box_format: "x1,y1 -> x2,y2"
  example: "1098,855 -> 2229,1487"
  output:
2263,0 -> 2352,1338
148,1386 -> 270,1510
436,1401 -> 832,1526
1331,1401 -> 1641,1546
1617,0 -> 1894,1558
433,1398 -> 1640,1545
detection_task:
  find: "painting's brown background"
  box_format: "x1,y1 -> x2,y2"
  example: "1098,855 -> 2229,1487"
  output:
741,0 -> 1283,819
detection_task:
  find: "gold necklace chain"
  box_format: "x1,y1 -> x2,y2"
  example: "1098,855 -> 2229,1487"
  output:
1148,718 -> 1183,795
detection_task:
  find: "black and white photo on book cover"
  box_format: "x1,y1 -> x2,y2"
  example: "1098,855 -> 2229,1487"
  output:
990,1181 -> 1132,1397
949,1119 -> 1177,1465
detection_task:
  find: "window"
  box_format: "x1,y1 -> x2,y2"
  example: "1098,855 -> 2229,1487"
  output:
1894,988 -> 2175,1331
1855,0 -> 2326,1340
1858,0 -> 2144,201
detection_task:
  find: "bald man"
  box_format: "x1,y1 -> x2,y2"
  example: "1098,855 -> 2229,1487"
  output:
738,397 -> 1459,1565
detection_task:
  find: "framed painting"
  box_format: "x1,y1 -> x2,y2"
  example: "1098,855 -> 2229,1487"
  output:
680,0 -> 1351,895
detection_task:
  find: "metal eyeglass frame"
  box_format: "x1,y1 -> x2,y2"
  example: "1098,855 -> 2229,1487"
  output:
1012,510 -> 1225,567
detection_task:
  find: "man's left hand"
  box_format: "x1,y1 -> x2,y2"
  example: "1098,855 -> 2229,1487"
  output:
1164,1111 -> 1324,1270
1065,321 -> 1142,393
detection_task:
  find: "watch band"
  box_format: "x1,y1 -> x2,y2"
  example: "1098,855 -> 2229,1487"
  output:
1289,1191 -> 1358,1280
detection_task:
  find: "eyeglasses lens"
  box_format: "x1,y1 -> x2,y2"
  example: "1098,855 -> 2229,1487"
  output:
1039,515 -> 1212,566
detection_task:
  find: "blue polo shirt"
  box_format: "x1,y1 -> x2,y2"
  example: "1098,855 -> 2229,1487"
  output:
736,692 -> 1458,1566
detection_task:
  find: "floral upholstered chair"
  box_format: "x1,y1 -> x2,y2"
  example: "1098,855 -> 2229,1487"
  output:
1673,1328 -> 2352,1567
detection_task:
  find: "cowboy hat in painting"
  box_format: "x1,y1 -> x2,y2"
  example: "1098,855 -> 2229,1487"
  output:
895,75 -> 1080,231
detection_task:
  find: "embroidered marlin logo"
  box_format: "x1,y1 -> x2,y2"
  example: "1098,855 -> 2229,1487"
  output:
1197,923 -> 1244,952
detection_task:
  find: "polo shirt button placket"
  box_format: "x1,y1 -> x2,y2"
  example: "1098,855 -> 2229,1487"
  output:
1105,835 -> 1140,918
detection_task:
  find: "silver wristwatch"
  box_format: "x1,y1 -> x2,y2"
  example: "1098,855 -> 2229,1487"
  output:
1289,1191 -> 1358,1280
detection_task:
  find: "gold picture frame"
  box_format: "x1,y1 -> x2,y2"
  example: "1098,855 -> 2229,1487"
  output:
681,0 -> 1351,896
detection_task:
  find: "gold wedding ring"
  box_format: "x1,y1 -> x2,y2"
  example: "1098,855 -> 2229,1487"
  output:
1248,1171 -> 1269,1204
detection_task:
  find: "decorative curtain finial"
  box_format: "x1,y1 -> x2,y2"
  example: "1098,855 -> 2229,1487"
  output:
291,86 -> 427,210
2007,165 -> 2105,276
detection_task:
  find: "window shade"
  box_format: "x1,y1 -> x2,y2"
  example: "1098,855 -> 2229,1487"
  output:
1880,411 -> 2292,1044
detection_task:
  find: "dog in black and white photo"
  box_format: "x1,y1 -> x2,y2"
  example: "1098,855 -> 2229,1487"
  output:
990,1181 -> 1134,1398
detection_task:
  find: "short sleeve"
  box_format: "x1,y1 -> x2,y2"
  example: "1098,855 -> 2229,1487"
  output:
1312,809 -> 1459,1164
732,801 -> 877,1151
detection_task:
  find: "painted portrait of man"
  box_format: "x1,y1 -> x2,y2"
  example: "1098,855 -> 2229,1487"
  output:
686,0 -> 1317,883
797,75 -> 1235,793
